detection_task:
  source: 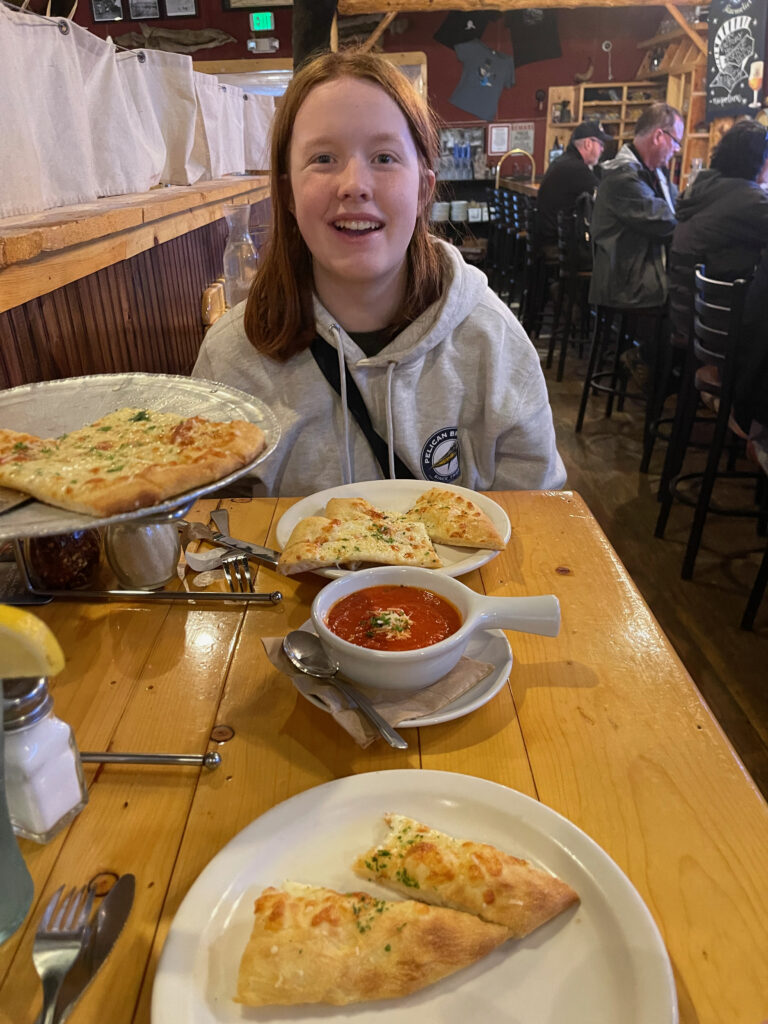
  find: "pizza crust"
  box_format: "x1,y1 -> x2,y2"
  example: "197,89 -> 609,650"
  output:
353,814 -> 578,938
404,489 -> 506,549
277,516 -> 442,575
0,409 -> 266,517
235,882 -> 510,1006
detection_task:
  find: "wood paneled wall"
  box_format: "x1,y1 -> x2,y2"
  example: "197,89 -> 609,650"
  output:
0,218 -> 228,390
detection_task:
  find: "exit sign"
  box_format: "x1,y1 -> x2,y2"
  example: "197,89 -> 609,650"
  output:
250,12 -> 274,31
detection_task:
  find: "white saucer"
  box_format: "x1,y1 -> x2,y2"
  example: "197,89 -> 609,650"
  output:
295,619 -> 512,728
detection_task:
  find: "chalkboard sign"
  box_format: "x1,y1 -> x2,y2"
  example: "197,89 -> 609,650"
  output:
706,0 -> 766,120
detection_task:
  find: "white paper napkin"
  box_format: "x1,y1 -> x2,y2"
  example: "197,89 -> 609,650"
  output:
262,637 -> 494,748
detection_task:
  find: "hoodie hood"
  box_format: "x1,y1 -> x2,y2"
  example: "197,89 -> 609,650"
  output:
313,238 -> 489,368
676,167 -> 761,223
599,142 -> 643,175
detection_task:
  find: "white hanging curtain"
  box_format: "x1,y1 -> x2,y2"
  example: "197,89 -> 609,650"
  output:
192,72 -> 246,181
243,92 -> 274,173
0,4 -> 99,217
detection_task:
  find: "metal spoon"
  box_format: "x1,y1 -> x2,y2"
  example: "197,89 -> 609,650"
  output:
282,631 -> 408,749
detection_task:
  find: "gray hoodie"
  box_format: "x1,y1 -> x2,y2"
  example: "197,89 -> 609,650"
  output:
193,239 -> 566,496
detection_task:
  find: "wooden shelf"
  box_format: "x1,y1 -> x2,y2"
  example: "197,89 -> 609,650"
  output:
0,176 -> 269,312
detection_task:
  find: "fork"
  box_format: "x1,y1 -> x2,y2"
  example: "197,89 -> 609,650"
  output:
32,885 -> 94,1024
221,553 -> 254,593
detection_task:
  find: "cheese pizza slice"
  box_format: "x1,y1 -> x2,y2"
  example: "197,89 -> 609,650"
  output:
277,516 -> 442,575
325,496 -> 404,527
235,882 -> 510,1006
404,489 -> 506,550
353,814 -> 578,938
0,409 -> 266,518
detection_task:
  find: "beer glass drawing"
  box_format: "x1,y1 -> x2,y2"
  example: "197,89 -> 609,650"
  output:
748,60 -> 764,109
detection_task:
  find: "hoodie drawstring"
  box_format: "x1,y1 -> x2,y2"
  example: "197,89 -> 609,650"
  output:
385,361 -> 396,479
329,323 -> 353,485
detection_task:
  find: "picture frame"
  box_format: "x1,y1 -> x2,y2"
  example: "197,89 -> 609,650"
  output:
487,124 -> 511,155
127,0 -> 159,17
90,0 -> 124,21
222,0 -> 291,9
164,0 -> 197,14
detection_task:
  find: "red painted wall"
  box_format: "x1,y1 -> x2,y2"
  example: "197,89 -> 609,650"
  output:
73,2 -> 667,173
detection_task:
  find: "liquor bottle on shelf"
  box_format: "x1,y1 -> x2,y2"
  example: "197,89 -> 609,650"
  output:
548,137 -> 564,165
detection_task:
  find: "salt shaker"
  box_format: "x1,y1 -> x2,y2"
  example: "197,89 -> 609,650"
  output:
2,677 -> 88,843
103,520 -> 181,590
0,719 -> 34,942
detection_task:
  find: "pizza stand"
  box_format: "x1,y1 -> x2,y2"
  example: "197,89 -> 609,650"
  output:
0,374 -> 282,606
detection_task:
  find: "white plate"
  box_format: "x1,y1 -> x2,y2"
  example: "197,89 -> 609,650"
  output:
294,619 -> 512,728
152,770 -> 678,1024
0,373 -> 280,540
275,480 -> 511,579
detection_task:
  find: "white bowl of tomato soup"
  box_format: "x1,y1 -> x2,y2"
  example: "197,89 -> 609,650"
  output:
311,566 -> 560,692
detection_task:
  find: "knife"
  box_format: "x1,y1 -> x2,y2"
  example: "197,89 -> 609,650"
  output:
42,873 -> 135,1024
209,531 -> 281,568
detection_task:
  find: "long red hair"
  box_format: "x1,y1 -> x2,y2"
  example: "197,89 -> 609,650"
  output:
243,50 -> 442,362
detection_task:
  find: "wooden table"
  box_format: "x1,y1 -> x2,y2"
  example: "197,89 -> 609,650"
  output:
1,491 -> 767,1024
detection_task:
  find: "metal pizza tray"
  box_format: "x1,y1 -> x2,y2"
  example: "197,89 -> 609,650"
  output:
0,373 -> 280,541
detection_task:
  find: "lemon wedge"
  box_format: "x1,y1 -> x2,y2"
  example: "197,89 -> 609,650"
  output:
0,605 -> 66,678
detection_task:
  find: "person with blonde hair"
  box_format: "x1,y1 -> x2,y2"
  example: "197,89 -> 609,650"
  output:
194,50 -> 564,496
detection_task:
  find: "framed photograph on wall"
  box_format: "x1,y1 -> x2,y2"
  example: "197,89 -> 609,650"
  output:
128,0 -> 159,17
488,124 -> 511,155
222,0 -> 292,9
91,0 -> 124,21
165,0 -> 198,15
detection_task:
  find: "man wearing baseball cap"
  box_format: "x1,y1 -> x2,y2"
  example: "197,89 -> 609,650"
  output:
536,121 -> 611,257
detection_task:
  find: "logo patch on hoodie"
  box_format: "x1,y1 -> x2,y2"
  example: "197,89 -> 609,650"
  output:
421,428 -> 460,482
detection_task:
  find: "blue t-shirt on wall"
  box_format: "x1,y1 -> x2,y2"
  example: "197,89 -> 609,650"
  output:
450,40 -> 516,122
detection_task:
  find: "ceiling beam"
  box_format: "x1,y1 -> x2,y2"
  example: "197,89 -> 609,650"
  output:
339,0 -> 691,11
360,12 -> 397,52
664,2 -> 708,54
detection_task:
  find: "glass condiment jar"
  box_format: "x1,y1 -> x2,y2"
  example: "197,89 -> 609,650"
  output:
103,520 -> 181,590
0,718 -> 34,943
222,202 -> 259,308
24,529 -> 101,590
3,677 -> 88,844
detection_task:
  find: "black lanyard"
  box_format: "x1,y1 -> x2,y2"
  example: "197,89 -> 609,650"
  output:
309,335 -> 415,480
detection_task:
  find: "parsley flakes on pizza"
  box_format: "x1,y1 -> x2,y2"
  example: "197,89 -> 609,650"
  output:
0,408 -> 266,518
277,515 -> 442,574
353,814 -> 578,938
235,882 -> 510,1007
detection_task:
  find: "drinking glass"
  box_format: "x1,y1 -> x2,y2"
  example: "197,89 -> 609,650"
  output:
748,61 -> 764,109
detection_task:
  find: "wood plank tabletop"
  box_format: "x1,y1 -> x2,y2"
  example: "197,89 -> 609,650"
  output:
1,490 -> 766,1024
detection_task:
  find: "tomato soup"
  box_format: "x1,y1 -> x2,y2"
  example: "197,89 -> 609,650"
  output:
326,584 -> 462,651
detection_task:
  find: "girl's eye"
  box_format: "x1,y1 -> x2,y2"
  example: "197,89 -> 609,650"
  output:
312,154 -> 333,165
374,153 -> 396,165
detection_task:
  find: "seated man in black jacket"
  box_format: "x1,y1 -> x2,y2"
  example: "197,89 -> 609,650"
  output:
536,121 -> 610,258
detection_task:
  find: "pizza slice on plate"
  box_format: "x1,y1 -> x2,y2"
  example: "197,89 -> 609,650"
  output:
353,814 -> 578,938
0,408 -> 266,517
235,882 -> 510,1006
404,489 -> 506,550
277,516 -> 442,574
325,496 -> 404,527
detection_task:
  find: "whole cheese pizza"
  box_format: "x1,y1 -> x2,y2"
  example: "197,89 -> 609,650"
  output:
235,882 -> 510,1007
353,814 -> 578,938
277,516 -> 442,575
0,408 -> 266,518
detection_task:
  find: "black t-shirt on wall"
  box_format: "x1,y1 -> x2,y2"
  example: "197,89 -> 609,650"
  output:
433,11 -> 500,48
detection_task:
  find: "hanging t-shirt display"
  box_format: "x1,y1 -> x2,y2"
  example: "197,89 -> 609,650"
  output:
450,41 -> 515,122
433,11 -> 500,49
504,9 -> 562,68
706,0 -> 766,119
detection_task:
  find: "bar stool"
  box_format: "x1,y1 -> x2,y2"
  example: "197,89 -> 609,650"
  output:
654,266 -> 760,580
574,306 -> 664,433
546,209 -> 592,382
